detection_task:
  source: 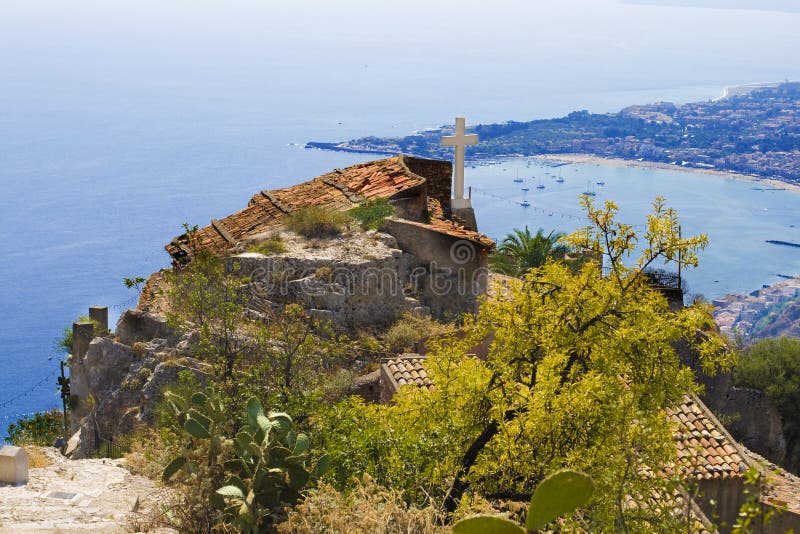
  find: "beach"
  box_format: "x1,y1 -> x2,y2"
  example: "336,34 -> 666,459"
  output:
533,153 -> 800,194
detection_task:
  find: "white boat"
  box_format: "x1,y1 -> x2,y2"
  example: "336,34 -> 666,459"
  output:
583,180 -> 596,196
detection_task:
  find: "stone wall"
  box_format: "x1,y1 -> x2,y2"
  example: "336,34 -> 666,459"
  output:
388,188 -> 427,222
698,368 -> 789,470
401,156 -> 452,215
381,218 -> 489,319
226,231 -> 421,330
696,478 -> 748,534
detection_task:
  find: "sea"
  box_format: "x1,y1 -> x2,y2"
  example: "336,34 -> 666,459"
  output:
3,0 -> 800,430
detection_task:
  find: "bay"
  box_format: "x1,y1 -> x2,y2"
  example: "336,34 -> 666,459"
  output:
3,0 -> 800,427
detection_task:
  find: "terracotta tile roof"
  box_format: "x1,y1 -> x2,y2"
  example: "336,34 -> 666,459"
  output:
668,394 -> 751,480
427,197 -> 445,220
166,155 -> 428,261
421,197 -> 494,248
383,355 -> 434,391
396,216 -> 495,249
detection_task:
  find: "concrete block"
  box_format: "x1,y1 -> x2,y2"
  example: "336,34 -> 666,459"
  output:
0,445 -> 28,484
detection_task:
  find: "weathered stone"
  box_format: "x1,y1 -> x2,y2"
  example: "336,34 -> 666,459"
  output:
228,230 -> 417,329
64,424 -> 93,459
309,309 -> 335,322
88,305 -> 109,332
138,361 -> 212,423
72,321 -> 94,359
350,370 -> 381,403
115,309 -> 179,346
68,337 -> 135,436
0,446 -> 28,484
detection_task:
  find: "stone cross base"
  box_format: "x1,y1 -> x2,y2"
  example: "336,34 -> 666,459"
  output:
451,205 -> 478,232
451,198 -> 472,209
0,445 -> 28,484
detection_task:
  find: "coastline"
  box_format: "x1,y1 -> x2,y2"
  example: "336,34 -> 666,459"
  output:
532,153 -> 800,193
715,81 -> 783,101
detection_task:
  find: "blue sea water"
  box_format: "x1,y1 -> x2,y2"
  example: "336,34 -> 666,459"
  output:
3,0 -> 800,429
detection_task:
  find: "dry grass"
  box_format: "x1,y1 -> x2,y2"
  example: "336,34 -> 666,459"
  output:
24,446 -> 53,468
248,234 -> 288,256
383,313 -> 454,354
123,429 -> 171,480
287,206 -> 351,238
277,475 -> 448,534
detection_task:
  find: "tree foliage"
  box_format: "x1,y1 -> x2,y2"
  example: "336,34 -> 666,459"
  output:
6,410 -> 63,446
735,337 -> 800,420
735,336 -> 800,460
315,196 -> 731,531
489,226 -> 570,276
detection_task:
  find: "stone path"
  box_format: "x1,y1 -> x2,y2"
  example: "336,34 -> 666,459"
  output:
0,447 -> 175,533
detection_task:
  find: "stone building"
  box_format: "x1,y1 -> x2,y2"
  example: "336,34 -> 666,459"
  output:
141,155 -> 495,325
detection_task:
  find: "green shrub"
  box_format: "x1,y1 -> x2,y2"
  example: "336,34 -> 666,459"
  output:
452,470 -> 594,534
383,312 -> 453,354
6,410 -> 64,446
348,198 -> 395,230
735,337 -> 800,456
314,265 -> 333,282
287,206 -> 350,238
248,235 -> 288,256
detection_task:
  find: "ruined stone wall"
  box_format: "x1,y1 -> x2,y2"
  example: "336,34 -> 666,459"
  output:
381,218 -> 489,320
388,184 -> 427,222
402,156 -> 452,214
698,368 -> 789,469
225,232 -> 421,330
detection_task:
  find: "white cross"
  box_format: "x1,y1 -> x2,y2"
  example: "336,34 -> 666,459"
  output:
441,116 -> 478,208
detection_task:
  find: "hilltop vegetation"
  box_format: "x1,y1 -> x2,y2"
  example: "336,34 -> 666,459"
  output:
309,82 -> 800,182
120,199 -> 734,532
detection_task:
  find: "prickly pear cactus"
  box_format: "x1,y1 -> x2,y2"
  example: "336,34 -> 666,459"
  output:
452,470 -> 594,534
163,390 -> 330,533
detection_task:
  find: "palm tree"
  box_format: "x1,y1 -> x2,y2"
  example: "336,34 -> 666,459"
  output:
489,226 -> 570,276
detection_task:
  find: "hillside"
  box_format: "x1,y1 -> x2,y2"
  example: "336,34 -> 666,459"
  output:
308,82 -> 800,182
713,277 -> 800,340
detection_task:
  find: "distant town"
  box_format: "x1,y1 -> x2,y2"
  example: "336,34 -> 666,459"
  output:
308,82 -> 800,183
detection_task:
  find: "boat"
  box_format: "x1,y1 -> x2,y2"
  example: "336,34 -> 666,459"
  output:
521,187 -> 530,192
583,180 -> 596,196
596,181 -> 605,186
535,176 -> 545,190
520,200 -> 530,207
555,172 -> 564,183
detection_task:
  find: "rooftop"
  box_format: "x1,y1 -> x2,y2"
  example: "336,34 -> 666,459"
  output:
382,355 -> 434,392
669,395 -> 751,480
165,155 -> 493,261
